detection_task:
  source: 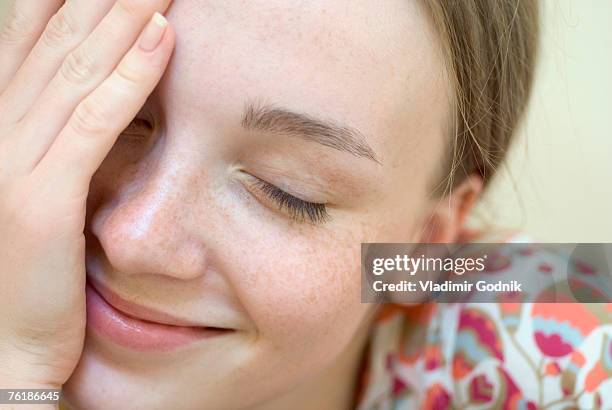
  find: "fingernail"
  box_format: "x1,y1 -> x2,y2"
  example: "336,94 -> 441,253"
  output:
139,12 -> 168,52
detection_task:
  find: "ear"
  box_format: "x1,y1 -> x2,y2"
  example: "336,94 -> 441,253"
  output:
418,173 -> 483,243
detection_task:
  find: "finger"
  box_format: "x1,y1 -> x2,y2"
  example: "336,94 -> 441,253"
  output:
0,0 -> 63,93
8,0 -> 172,168
0,0 -> 170,125
0,0 -> 117,123
33,14 -> 175,196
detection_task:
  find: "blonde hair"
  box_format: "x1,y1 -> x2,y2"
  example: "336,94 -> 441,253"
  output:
423,0 -> 540,196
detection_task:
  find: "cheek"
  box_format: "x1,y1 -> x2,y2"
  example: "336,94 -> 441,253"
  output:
234,228 -> 369,363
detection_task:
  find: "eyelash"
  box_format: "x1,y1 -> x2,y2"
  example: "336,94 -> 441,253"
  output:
250,177 -> 330,224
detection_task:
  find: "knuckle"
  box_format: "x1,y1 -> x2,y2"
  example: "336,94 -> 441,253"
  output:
70,98 -> 109,136
40,9 -> 79,49
116,0 -> 151,18
115,61 -> 145,89
0,4 -> 32,45
60,48 -> 97,85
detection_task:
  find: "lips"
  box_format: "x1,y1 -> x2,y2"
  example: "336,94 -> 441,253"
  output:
85,277 -> 232,352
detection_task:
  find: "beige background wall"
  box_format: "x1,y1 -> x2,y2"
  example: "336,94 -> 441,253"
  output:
473,0 -> 612,242
1,1 -> 611,242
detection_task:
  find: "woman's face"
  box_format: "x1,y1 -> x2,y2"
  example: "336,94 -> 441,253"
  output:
64,0 -> 450,408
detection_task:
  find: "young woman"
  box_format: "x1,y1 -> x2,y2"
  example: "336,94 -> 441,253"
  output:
0,0 -> 609,409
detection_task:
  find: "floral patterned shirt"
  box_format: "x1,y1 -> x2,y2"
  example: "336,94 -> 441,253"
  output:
355,232 -> 612,410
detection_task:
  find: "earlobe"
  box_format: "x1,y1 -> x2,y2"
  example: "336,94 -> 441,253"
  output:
418,173 -> 483,243
455,174 -> 484,228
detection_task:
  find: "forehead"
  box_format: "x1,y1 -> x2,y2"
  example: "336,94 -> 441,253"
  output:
162,0 -> 449,163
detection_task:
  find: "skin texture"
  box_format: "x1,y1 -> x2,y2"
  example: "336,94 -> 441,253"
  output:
0,1 -> 481,409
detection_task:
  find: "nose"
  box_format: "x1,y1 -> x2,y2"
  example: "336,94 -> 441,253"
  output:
90,167 -> 209,280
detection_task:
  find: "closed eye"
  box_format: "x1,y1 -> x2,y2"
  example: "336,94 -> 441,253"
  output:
249,176 -> 330,224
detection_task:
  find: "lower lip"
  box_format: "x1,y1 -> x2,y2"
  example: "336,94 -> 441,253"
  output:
86,281 -> 230,352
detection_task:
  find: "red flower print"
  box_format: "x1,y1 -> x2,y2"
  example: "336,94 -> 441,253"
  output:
544,362 -> 561,376
422,383 -> 451,410
585,363 -> 608,393
497,367 -> 536,410
538,263 -> 553,273
452,308 -> 503,379
534,333 -> 574,358
469,374 -> 493,404
484,252 -> 512,272
531,303 -> 599,358
573,259 -> 596,275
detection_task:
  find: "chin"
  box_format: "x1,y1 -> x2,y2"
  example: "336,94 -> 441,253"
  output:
61,337 -> 186,410
60,328 -> 263,410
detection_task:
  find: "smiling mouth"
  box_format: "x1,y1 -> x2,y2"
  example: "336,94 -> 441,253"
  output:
85,277 -> 234,352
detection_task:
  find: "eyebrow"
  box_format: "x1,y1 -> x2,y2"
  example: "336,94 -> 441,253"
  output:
241,100 -> 381,164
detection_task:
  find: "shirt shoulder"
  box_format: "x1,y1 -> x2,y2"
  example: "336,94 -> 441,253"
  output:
357,233 -> 612,410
